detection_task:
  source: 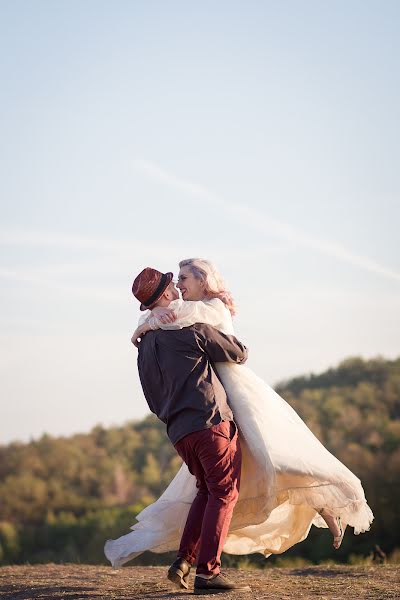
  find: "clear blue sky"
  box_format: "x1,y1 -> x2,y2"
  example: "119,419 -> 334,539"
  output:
1,1 -> 399,443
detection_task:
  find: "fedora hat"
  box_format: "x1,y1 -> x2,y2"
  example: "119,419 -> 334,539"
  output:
132,267 -> 174,311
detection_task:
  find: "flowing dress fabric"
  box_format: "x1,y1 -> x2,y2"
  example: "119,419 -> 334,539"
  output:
105,299 -> 373,567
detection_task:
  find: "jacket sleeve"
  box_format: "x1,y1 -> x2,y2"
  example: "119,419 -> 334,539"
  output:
196,325 -> 248,364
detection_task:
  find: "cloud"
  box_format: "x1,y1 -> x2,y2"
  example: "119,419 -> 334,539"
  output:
0,227 -> 285,278
0,227 -> 285,300
133,160 -> 400,283
0,267 -> 125,304
0,229 -> 179,256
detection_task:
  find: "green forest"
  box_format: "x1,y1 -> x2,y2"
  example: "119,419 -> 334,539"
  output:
1,356 -> 399,567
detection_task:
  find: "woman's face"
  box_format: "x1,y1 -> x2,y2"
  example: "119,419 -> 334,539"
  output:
177,265 -> 206,301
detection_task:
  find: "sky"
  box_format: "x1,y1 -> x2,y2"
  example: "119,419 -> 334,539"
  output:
0,1 -> 399,444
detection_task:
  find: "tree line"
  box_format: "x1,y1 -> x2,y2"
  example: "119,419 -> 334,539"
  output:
0,356 -> 399,565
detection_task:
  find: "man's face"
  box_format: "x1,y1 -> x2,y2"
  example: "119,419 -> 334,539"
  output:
166,282 -> 180,302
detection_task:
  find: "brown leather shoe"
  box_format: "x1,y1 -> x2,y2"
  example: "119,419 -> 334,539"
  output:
167,557 -> 192,589
194,572 -> 251,594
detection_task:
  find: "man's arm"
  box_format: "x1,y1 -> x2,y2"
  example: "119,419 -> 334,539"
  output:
195,324 -> 248,364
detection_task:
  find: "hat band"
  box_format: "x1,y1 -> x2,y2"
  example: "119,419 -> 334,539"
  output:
142,274 -> 169,308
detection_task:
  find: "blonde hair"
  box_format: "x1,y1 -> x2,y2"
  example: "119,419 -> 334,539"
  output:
178,258 -> 236,316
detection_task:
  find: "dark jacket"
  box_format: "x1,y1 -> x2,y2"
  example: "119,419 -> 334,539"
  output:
137,323 -> 248,445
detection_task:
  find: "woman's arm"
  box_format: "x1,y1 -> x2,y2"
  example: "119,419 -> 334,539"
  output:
147,298 -> 227,331
131,321 -> 152,347
131,306 -> 176,347
131,306 -> 179,346
131,298 -> 229,346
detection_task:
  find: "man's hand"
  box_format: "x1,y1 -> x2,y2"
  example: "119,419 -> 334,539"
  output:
151,306 -> 177,324
131,323 -> 151,348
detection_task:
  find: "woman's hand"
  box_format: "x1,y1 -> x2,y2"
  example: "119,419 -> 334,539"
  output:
131,323 -> 151,348
151,306 -> 177,324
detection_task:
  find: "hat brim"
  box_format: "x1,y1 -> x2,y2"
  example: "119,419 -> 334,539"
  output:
139,272 -> 174,311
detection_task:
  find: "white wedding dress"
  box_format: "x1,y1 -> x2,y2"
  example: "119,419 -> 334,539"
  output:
105,298 -> 373,567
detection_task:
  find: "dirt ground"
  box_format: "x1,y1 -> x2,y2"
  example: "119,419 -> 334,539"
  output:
0,564 -> 399,600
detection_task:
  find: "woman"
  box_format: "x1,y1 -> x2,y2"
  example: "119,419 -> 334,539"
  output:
105,258 -> 373,567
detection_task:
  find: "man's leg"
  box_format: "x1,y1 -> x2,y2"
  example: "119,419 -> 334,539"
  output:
168,433 -> 210,589
174,436 -> 210,565
172,421 -> 242,580
173,422 -> 250,593
194,421 -> 241,576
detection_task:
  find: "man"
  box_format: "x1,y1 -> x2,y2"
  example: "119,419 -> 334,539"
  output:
131,267 -> 251,595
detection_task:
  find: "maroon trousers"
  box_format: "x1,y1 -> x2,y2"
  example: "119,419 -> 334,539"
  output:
174,420 -> 242,576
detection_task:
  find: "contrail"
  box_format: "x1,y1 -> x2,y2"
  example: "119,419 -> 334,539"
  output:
133,159 -> 400,283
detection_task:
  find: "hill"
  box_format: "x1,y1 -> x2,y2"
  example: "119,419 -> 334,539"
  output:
0,356 -> 399,565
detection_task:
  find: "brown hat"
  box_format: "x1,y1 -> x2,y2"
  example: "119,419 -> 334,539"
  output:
132,267 -> 174,311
